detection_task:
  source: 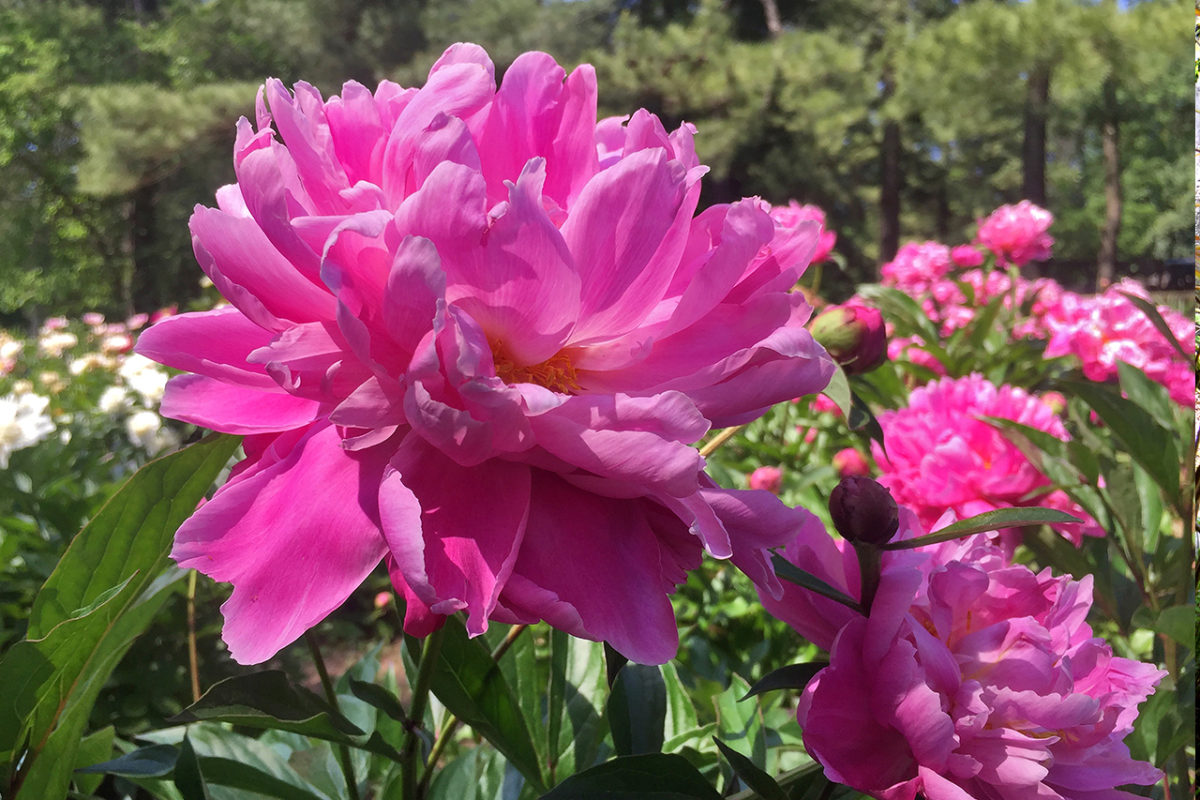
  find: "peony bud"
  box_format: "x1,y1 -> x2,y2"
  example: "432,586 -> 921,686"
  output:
748,465 -> 783,494
828,476 -> 898,546
808,302 -> 886,375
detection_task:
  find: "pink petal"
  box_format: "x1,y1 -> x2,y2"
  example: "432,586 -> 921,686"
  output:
383,235 -> 446,355
162,374 -> 321,434
381,434 -> 530,635
172,423 -> 388,664
497,471 -> 690,664
135,307 -> 278,389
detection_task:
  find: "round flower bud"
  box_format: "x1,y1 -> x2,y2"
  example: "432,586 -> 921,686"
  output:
828,476 -> 899,546
808,302 -> 886,376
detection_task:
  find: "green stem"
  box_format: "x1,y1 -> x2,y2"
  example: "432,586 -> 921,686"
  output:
304,632 -> 361,800
403,625 -> 447,800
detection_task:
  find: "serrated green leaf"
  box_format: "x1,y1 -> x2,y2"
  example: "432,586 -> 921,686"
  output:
538,753 -> 721,800
882,507 -> 1081,551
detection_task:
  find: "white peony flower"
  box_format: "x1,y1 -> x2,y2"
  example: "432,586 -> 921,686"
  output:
0,393 -> 55,468
98,386 -> 130,414
38,331 -> 78,358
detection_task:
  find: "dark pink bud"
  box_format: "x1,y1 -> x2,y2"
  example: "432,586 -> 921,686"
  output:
829,476 -> 898,546
808,302 -> 887,375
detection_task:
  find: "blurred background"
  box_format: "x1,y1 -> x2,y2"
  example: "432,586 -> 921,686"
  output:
0,0 -> 1189,325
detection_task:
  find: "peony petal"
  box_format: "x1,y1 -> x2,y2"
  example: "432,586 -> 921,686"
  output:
382,434 -> 530,635
171,423 -> 388,664
162,374 -> 321,434
497,471 -> 688,664
135,307 -> 278,389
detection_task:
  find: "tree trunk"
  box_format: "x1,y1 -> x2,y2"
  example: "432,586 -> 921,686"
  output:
1021,64 -> 1050,206
1097,78 -> 1120,291
760,0 -> 783,38
879,72 -> 901,268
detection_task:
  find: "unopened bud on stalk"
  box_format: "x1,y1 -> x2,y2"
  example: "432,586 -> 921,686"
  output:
808,302 -> 886,375
829,476 -> 899,546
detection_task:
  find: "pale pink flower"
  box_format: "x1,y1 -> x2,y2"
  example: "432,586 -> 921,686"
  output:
748,466 -> 783,494
880,242 -> 952,295
768,201 -> 837,264
832,447 -> 870,477
126,313 -> 150,330
764,517 -> 1164,800
40,316 -> 68,333
81,312 -> 105,327
974,200 -> 1054,267
1043,279 -> 1194,406
135,45 -> 833,665
871,374 -> 1099,546
810,393 -> 842,417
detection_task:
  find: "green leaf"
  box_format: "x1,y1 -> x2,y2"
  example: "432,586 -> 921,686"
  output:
173,670 -> 364,737
740,663 -> 828,700
822,365 -> 852,419
349,680 -> 408,724
882,507 -> 1081,551
70,725 -> 114,796
0,434 -> 241,799
1060,380 -> 1180,502
424,616 -> 545,791
608,663 -> 667,757
199,756 -> 330,800
547,628 -> 568,768
1117,290 -> 1190,361
770,554 -> 862,612
1153,606 -> 1194,648
538,753 -> 721,800
77,743 -> 178,777
661,662 -> 699,747
173,736 -> 210,800
847,390 -> 886,457
713,737 -> 786,800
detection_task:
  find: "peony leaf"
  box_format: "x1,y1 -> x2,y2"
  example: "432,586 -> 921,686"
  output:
77,743 -> 179,777
538,753 -> 721,799
607,663 -> 667,757
822,365 -> 852,418
172,736 -> 209,800
0,433 -> 241,799
770,554 -> 862,612
740,662 -> 828,701
882,507 -> 1081,551
713,737 -> 787,800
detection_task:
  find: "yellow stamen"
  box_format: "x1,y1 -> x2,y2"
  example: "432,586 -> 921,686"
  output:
492,343 -> 581,394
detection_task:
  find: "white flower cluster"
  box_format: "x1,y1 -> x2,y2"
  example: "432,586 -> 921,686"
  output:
0,392 -> 54,468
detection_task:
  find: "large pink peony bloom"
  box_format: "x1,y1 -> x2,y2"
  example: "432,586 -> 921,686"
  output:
974,200 -> 1054,267
1043,279 -> 1194,406
135,45 -> 833,665
880,241 -> 953,295
764,519 -> 1164,800
871,374 -> 1099,546
768,201 -> 837,264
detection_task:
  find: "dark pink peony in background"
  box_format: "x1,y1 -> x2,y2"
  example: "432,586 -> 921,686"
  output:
135,44 -> 834,665
870,374 -> 1099,547
768,201 -> 837,264
764,518 -> 1164,800
974,200 -> 1054,267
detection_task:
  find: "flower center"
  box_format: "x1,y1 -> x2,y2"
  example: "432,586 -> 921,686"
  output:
491,344 -> 580,394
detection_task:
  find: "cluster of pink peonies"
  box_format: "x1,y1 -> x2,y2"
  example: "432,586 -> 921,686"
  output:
871,374 -> 1100,547
762,508 -> 1164,800
135,44 -> 836,665
974,200 -> 1055,267
1043,279 -> 1195,406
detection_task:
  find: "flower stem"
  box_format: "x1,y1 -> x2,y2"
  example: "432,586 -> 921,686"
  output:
403,625 -> 446,800
186,570 -> 200,703
304,631 -> 360,800
700,424 -> 745,458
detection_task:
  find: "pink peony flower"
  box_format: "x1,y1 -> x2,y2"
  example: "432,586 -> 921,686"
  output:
748,465 -> 783,494
768,201 -> 837,264
1043,279 -> 1194,406
810,393 -> 843,417
949,244 -> 984,268
832,447 -> 870,477
886,336 -> 946,377
974,200 -> 1054,267
135,45 -> 833,665
81,312 -> 105,328
880,242 -> 952,295
871,374 -> 1099,546
764,517 -> 1164,800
